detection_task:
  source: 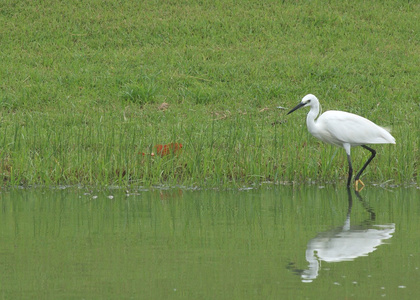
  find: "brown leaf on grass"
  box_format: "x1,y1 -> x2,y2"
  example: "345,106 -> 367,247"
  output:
158,102 -> 169,111
211,110 -> 231,120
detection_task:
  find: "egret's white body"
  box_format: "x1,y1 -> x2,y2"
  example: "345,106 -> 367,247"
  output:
288,94 -> 396,189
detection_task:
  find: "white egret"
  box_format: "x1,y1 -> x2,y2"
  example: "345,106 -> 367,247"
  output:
287,94 -> 396,190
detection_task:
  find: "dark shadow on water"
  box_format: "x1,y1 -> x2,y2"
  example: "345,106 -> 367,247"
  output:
288,188 -> 395,283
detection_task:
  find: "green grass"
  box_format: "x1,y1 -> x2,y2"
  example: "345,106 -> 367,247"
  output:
0,0 -> 418,188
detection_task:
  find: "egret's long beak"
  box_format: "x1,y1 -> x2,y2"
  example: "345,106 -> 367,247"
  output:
287,102 -> 306,115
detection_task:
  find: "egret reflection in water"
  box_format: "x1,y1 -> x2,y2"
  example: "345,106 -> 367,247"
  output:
291,189 -> 395,283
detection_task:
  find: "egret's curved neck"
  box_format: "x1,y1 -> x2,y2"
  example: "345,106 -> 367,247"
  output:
306,100 -> 320,134
302,248 -> 319,282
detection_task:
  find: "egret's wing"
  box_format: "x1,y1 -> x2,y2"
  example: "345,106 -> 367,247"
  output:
318,111 -> 395,145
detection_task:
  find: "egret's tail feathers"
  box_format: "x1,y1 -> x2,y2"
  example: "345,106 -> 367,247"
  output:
382,126 -> 392,133
379,126 -> 396,144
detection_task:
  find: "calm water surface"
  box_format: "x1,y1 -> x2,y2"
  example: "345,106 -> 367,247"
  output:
0,186 -> 419,299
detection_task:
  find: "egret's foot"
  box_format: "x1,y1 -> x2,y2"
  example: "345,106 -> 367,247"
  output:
355,179 -> 365,192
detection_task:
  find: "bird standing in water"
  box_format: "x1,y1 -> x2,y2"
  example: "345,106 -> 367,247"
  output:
287,94 -> 395,190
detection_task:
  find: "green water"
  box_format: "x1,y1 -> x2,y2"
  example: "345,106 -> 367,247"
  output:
0,186 -> 418,299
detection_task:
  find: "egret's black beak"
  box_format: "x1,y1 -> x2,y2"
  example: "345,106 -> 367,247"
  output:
287,102 -> 306,115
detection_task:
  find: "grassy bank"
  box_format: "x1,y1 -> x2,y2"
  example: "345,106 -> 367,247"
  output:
0,0 -> 418,187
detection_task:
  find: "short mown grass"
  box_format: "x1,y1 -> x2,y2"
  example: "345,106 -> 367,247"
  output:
0,0 -> 418,187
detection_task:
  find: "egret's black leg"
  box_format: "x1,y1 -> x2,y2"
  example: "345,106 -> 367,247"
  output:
346,154 -> 353,187
355,145 -> 376,183
346,187 -> 353,215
